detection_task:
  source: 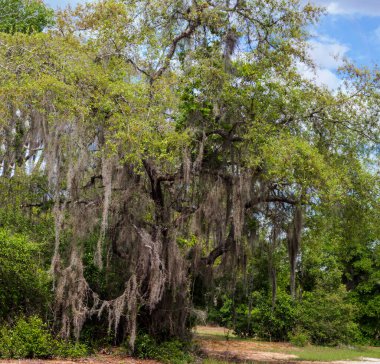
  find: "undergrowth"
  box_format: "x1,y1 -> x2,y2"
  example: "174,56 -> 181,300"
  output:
0,316 -> 88,359
133,333 -> 194,364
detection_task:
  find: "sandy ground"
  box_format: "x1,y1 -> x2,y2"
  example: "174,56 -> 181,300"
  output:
199,339 -> 380,363
196,326 -> 297,362
199,338 -> 298,362
195,326 -> 380,364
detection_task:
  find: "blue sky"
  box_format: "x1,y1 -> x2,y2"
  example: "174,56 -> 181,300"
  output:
304,0 -> 380,88
46,0 -> 83,8
46,0 -> 380,89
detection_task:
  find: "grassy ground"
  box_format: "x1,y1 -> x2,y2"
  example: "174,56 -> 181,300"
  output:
194,326 -> 237,340
288,346 -> 380,361
195,326 -> 380,362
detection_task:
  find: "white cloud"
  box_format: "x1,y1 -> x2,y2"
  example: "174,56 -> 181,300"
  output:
297,62 -> 342,90
308,38 -> 349,69
311,0 -> 380,16
316,68 -> 343,89
297,36 -> 349,90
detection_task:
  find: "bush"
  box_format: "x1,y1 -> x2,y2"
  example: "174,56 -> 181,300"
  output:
134,333 -> 193,364
296,287 -> 361,346
134,333 -> 157,359
249,291 -> 296,341
0,229 -> 50,320
55,341 -> 88,358
0,316 -> 53,358
0,316 -> 88,359
289,330 -> 309,347
218,291 -> 296,341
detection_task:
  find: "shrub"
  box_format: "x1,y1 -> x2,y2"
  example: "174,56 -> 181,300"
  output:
0,316 -> 53,358
289,330 -> 309,347
249,291 -> 296,341
134,333 -> 193,364
0,229 -> 50,320
157,340 -> 192,364
218,291 -> 296,341
0,316 -> 88,359
134,333 -> 157,359
55,341 -> 89,358
296,287 -> 361,346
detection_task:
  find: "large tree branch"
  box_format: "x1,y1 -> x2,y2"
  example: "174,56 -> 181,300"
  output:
201,227 -> 235,266
206,129 -> 244,142
152,20 -> 200,81
245,194 -> 300,209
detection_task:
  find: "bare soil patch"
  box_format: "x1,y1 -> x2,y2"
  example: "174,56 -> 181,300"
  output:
195,326 -> 380,364
195,325 -> 297,361
198,336 -> 298,362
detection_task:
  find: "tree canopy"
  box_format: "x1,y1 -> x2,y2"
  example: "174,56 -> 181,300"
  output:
0,0 -> 53,34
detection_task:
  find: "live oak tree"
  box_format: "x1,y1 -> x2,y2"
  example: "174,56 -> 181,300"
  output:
0,0 -> 379,348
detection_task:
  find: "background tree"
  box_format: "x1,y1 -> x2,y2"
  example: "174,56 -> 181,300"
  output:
0,0 -> 53,34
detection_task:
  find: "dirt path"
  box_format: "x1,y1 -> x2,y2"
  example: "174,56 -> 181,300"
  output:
199,336 -> 298,362
199,338 -> 380,363
196,325 -> 301,362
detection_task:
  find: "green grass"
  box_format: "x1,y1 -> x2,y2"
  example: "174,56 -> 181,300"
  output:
288,345 -> 380,361
193,326 -> 238,341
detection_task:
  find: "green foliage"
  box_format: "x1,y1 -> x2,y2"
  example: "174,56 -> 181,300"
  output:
0,0 -> 54,34
289,330 -> 309,347
214,291 -> 296,341
0,316 -> 88,359
248,292 -> 296,341
300,166 -> 380,344
209,280 -> 361,346
133,333 -> 193,364
0,175 -> 54,242
296,288 -> 361,346
0,316 -> 53,358
133,333 -> 157,359
54,340 -> 89,358
0,229 -> 50,320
